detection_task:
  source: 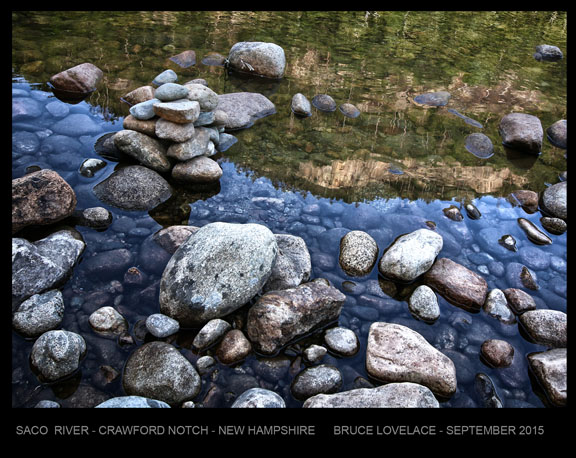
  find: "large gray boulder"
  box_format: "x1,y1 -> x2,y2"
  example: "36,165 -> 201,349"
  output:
93,165 -> 173,211
499,113 -> 543,154
30,330 -> 86,382
365,322 -> 457,398
12,229 -> 85,307
122,341 -> 201,405
217,92 -> 276,130
12,169 -> 77,234
303,382 -> 440,408
159,222 -> 278,327
378,229 -> 443,282
227,41 -> 286,79
246,282 -> 346,355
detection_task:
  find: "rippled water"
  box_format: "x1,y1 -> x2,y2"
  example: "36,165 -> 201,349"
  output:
12,11 -> 566,409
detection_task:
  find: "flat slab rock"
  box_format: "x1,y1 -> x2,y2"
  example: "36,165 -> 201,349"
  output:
365,322 -> 457,398
423,257 -> 488,312
216,92 -> 276,130
303,382 -> 440,408
247,281 -> 346,355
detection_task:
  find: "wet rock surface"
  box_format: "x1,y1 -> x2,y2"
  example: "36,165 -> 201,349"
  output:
30,330 -> 86,382
519,310 -> 567,348
499,112 -> 543,154
339,230 -> 378,276
528,348 -> 566,406
227,41 -> 286,79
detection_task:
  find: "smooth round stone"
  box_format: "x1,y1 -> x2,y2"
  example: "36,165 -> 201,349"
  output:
481,339 -> 514,368
231,388 -> 286,408
169,50 -> 196,68
185,83 -> 219,112
145,313 -> 180,338
30,330 -> 86,382
311,94 -> 337,112
408,285 -> 440,322
81,207 -> 112,229
79,158 -> 106,177
413,91 -> 451,107
95,396 -> 171,408
304,344 -> 327,363
192,319 -> 232,350
540,216 -> 566,235
465,133 -> 494,158
12,131 -> 40,155
324,327 -> 359,356
154,83 -> 190,102
291,365 -> 342,400
152,69 -> 178,86
155,118 -> 195,142
172,156 -> 222,184
339,103 -> 360,118
339,230 -> 378,276
89,306 -> 128,336
12,290 -> 65,337
443,205 -> 463,221
129,99 -> 161,120
517,218 -> 552,245
540,181 -> 567,220
546,119 -> 566,149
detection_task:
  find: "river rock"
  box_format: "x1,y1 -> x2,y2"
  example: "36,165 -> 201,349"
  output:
519,309 -> 567,348
12,229 -> 85,306
12,169 -> 77,234
527,348 -> 566,406
502,288 -> 537,315
498,234 -> 517,252
166,126 -> 212,160
465,133 -> 494,158
303,382 -> 440,408
291,364 -> 342,400
123,341 -> 201,405
443,205 -> 463,221
215,329 -> 252,364
483,288 -> 516,324
113,130 -> 171,173
154,83 -> 190,102
12,290 -> 65,337
311,94 -> 337,112
517,218 -> 552,245
30,330 -> 86,382
169,50 -> 196,68
533,44 -> 563,61
172,156 -> 222,184
95,396 -> 171,408
153,99 -> 200,124
540,181 -> 567,220
291,93 -> 312,117
89,306 -> 128,337
82,248 -> 133,281
217,92 -> 276,130
339,230 -> 378,277
13,97 -> 43,120
339,103 -> 360,118
228,41 -> 286,79
423,258 -> 488,311
498,113 -> 543,154
247,282 -> 346,355
481,339 -> 514,368
79,158 -> 107,177
185,83 -> 219,111
546,119 -> 566,149
93,165 -> 173,211
159,222 -> 278,327
122,85 -> 155,105
145,313 -> 180,338
122,116 -> 156,137
153,225 -> 199,254
49,62 -> 103,92
231,388 -> 286,408
474,373 -> 503,408
509,190 -> 539,213
365,322 -> 457,398
79,207 -> 113,229
129,98 -> 161,120
152,69 -> 178,86
304,344 -> 327,363
263,234 -> 311,292
413,91 -> 450,107
324,327 -> 359,356
408,285 -> 440,322
51,113 -> 102,136
378,229 -> 443,282
540,216 -> 566,235
192,319 -> 232,350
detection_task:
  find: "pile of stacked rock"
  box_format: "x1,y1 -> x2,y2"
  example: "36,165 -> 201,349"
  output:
115,69 -> 237,185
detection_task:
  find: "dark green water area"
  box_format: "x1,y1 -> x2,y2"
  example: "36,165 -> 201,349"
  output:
12,11 -> 566,409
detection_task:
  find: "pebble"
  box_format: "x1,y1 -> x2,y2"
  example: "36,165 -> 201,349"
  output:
339,230 -> 378,276
215,329 -> 252,364
408,285 -> 440,322
474,373 -> 503,408
291,364 -> 342,400
324,327 -> 359,356
89,306 -> 128,337
339,103 -> 360,118
517,218 -> 552,245
483,289 -> 516,324
192,319 -> 232,350
30,330 -> 86,382
145,313 -> 180,338
519,309 -> 567,348
502,288 -> 536,315
291,93 -> 312,117
129,98 -> 161,120
480,339 -> 514,368
311,94 -> 337,112
303,344 -> 327,363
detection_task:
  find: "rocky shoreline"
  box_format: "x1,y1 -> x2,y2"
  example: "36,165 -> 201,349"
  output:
12,41 -> 566,408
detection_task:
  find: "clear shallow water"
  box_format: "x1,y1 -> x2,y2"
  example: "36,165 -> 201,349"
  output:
12,11 -> 566,408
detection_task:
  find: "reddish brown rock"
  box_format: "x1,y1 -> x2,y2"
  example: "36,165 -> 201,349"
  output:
480,339 -> 514,368
12,169 -> 77,234
502,288 -> 537,315
423,258 -> 488,311
508,190 -> 539,213
215,329 -> 252,364
49,63 -> 103,93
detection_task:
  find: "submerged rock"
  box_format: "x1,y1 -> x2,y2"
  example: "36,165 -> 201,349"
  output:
159,222 -> 278,327
533,44 -> 563,62
217,92 -> 276,130
365,322 -> 457,398
215,329 -> 252,364
465,133 -> 493,158
474,373 -> 503,408
303,382 -> 440,408
339,230 -> 378,277
481,339 -> 514,368
498,234 -> 517,252
413,91 -> 450,107
378,229 -> 443,282
517,218 -> 552,245
291,365 -> 342,400
443,205 -> 463,221
169,50 -> 197,68
540,216 -> 566,235
231,388 -> 286,408
122,341 -> 201,405
423,258 -> 488,312
499,112 -> 543,154
339,103 -> 360,118
483,289 -> 516,324
519,309 -> 567,348
527,348 -> 566,406
246,282 -> 346,355
192,318 -> 231,350
89,306 -> 128,337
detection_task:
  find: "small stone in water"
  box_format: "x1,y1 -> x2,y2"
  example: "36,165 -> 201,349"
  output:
498,234 -> 517,252
311,94 -> 337,112
520,266 -> 539,290
465,133 -> 494,158
201,52 -> 227,66
465,203 -> 481,219
339,103 -> 360,118
443,205 -> 463,221
146,313 -> 180,338
413,91 -> 451,107
169,50 -> 196,68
